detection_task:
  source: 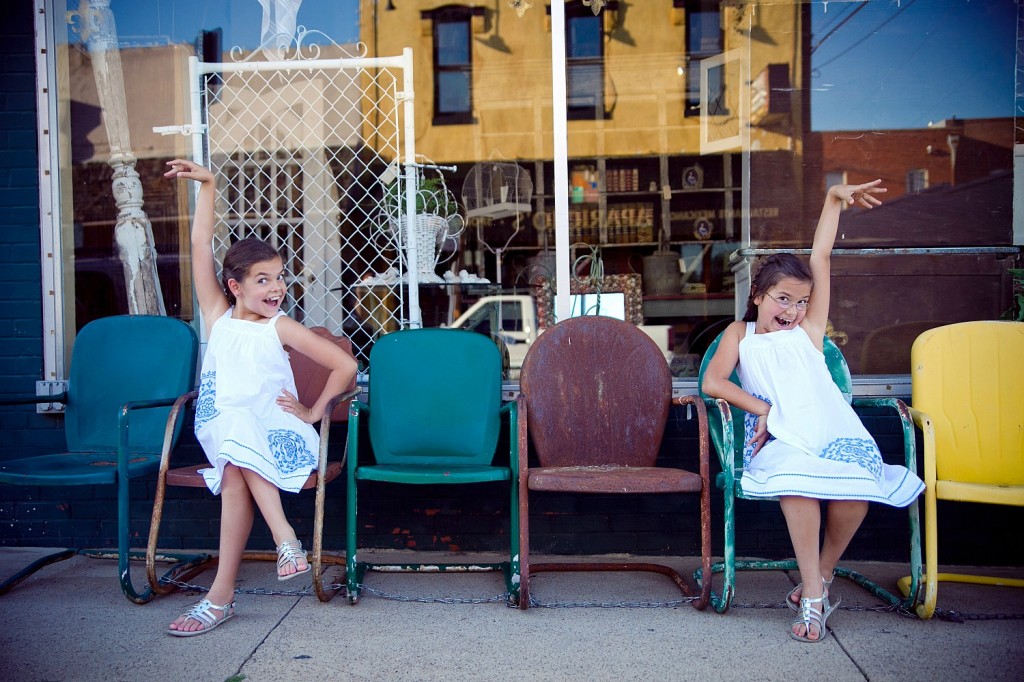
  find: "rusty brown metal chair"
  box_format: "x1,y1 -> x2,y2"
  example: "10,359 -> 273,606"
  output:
516,315 -> 712,609
145,327 -> 359,602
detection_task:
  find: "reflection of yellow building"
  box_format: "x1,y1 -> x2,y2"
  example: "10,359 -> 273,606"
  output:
360,1 -> 809,292
360,1 -> 804,161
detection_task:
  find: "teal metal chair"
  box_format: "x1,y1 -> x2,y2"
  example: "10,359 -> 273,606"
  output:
345,328 -> 519,604
695,331 -> 922,613
0,315 -> 202,603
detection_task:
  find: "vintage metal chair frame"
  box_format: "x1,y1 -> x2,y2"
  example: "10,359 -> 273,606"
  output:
516,316 -> 712,610
696,331 -> 923,613
345,328 -> 520,605
896,321 -> 1024,618
0,315 -> 200,604
145,326 -> 359,602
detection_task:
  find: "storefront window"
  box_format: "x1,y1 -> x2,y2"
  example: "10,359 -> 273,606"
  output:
41,0 -> 1021,380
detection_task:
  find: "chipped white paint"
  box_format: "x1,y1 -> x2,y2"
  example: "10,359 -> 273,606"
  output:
69,0 -> 165,315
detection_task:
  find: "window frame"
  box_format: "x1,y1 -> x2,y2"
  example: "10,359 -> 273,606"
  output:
680,0 -> 724,118
564,2 -> 607,121
425,5 -> 481,126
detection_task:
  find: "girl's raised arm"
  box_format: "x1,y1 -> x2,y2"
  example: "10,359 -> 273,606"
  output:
803,179 -> 886,347
165,160 -> 230,331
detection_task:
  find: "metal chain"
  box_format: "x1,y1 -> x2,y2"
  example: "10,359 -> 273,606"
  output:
159,575 -> 344,597
932,607 -> 1024,623
526,596 -> 698,608
357,584 -> 510,605
158,577 -> 1024,620
729,601 -> 916,617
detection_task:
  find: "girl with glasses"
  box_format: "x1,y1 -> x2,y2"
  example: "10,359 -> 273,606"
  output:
702,180 -> 924,643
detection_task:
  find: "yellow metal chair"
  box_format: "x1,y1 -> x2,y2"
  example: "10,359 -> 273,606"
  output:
897,321 -> 1024,618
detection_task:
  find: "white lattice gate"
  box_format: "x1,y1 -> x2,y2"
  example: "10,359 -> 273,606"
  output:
186,45 -> 425,366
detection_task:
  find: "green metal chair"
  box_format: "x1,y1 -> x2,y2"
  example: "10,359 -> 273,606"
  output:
345,328 -> 519,604
695,331 -> 922,613
0,315 -> 202,604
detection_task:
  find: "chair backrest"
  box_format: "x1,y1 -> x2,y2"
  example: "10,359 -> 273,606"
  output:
911,321 -> 1024,486
65,315 -> 199,454
367,328 -> 502,466
285,327 -> 357,422
698,328 -> 852,470
520,316 -> 671,467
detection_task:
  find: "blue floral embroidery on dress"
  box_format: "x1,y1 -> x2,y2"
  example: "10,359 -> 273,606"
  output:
820,438 -> 883,481
743,392 -> 775,468
268,429 -> 315,474
194,370 -> 219,431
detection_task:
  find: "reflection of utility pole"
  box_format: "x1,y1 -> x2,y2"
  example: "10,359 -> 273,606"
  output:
69,0 -> 165,315
947,133 -> 960,187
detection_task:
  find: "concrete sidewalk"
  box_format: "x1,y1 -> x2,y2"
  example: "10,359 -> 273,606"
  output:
1,547 -> 1022,681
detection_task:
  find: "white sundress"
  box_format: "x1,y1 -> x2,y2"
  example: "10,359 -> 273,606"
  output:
195,309 -> 319,494
736,322 -> 923,507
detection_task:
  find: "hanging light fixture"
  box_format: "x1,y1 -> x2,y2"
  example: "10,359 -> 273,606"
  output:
508,0 -> 532,17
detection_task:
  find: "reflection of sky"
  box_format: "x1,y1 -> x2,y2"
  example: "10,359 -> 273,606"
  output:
811,0 -> 1017,131
105,0 -> 1017,132
108,0 -> 359,49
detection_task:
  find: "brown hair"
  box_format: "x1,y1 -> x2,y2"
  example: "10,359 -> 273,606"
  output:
221,237 -> 283,305
742,253 -> 813,322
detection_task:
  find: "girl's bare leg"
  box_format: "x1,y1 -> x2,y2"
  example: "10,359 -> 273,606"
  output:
819,499 -> 869,577
239,468 -> 308,577
780,495 -> 825,640
170,464 -> 253,633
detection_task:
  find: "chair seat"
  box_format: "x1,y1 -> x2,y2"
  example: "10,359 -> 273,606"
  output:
0,452 -> 161,486
935,480 -> 1024,506
166,461 -> 342,490
529,465 -> 703,494
356,463 -> 511,484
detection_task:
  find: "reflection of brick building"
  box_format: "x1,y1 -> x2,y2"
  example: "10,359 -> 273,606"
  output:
799,118 -> 1017,375
813,117 -> 1014,199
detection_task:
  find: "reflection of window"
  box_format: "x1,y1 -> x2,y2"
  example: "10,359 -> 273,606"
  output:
461,300 -> 525,338
570,292 -> 626,320
680,0 -> 723,117
499,302 -> 524,332
223,151 -> 308,320
428,6 -> 474,125
906,168 -> 928,194
566,2 -> 605,120
824,171 -> 847,193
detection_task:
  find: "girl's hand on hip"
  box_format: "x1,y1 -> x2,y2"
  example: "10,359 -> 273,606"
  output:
276,389 -> 313,423
747,414 -> 770,458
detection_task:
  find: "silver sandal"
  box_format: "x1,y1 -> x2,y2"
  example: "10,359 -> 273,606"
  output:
167,598 -> 235,637
787,572 -> 840,611
276,538 -> 311,581
790,593 -> 836,643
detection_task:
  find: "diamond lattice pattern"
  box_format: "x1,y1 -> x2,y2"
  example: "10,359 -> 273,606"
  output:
201,50 -> 408,366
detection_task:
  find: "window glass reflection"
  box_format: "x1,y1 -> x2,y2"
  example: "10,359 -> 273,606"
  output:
47,0 -> 1020,378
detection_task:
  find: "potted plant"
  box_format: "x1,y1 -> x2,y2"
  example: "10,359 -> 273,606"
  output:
383,174 -> 463,282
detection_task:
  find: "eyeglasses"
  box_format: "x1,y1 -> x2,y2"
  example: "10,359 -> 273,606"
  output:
764,292 -> 809,311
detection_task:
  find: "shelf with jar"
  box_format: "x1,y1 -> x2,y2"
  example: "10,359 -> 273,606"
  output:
519,154 -> 740,249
